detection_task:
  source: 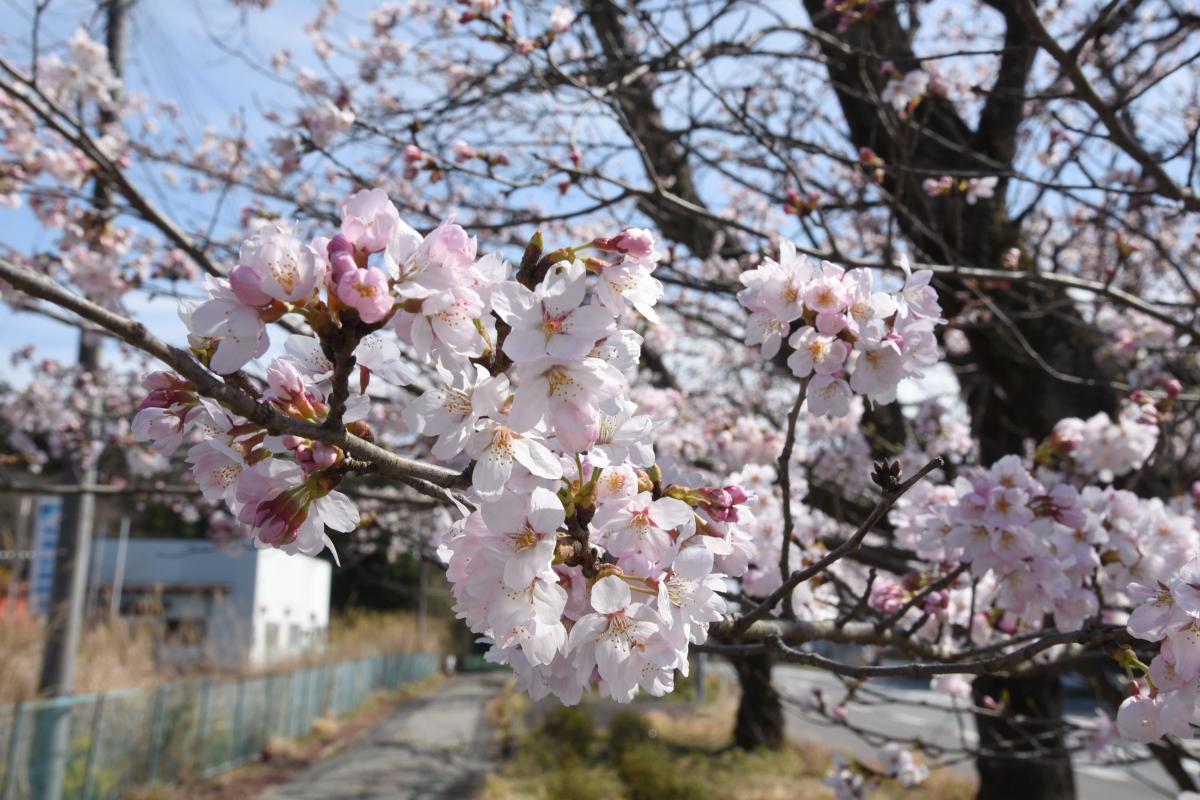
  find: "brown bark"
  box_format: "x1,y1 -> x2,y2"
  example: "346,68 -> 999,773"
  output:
972,673 -> 1076,800
731,652 -> 785,750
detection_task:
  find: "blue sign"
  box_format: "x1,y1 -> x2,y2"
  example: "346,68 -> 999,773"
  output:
30,496 -> 63,615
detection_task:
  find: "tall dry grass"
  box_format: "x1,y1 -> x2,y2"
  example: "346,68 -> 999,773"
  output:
0,609 -> 447,704
323,609 -> 448,659
0,617 -> 163,704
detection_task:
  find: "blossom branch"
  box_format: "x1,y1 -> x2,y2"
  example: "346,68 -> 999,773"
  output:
874,563 -> 970,634
0,257 -> 469,500
732,456 -> 945,636
705,620 -> 1130,679
777,377 -> 809,585
0,56 -> 226,279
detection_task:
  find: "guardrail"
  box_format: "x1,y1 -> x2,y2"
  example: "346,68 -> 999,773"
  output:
0,650 -> 439,799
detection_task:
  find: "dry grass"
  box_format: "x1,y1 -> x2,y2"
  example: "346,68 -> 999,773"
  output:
639,691 -> 738,750
0,609 -> 445,704
480,685 -> 976,800
323,609 -> 448,659
485,678 -> 533,756
0,616 -> 163,703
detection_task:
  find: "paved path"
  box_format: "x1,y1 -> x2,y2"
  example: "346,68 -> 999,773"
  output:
262,674 -> 504,800
770,666 -> 1191,800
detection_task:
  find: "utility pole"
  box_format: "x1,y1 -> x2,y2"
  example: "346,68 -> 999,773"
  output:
31,4 -> 131,797
417,555 -> 428,646
109,516 -> 130,619
4,496 -> 31,621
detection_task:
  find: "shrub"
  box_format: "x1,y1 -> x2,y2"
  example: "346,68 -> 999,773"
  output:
606,711 -> 652,759
537,705 -> 596,756
616,741 -> 712,800
542,763 -> 628,800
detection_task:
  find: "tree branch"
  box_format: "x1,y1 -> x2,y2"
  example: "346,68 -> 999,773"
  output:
0,257 -> 469,501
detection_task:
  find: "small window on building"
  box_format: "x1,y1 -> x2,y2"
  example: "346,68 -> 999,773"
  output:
288,623 -> 303,647
165,618 -> 206,644
265,622 -> 280,650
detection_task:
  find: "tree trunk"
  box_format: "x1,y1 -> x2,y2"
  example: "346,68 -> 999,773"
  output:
731,652 -> 785,750
972,673 -> 1076,800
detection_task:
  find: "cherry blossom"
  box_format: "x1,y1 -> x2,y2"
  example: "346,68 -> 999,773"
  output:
402,365 -> 509,459
465,419 -> 562,497
737,246 -> 943,416
590,492 -> 695,569
508,356 -> 626,453
566,575 -> 661,702
491,260 -> 615,362
337,267 -> 394,323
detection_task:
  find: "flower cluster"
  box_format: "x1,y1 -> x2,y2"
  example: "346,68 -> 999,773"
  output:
921,175 -> 998,205
1046,397 -> 1159,483
890,416 -> 1200,746
880,69 -> 929,118
737,244 -> 942,416
892,455 -> 1134,635
132,188 -> 762,704
1119,558 -> 1200,741
428,225 -> 750,703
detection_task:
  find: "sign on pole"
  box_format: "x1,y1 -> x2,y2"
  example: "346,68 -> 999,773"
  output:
29,496 -> 63,616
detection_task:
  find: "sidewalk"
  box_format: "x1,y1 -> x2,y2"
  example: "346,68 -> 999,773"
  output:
261,674 -> 504,800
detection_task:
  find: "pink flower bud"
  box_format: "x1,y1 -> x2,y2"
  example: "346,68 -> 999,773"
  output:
451,139 -> 476,162
142,371 -> 188,391
313,442 -> 339,468
725,485 -> 749,505
295,445 -> 315,466
611,228 -> 656,261
327,235 -> 358,284
403,144 -> 426,165
924,590 -> 949,611
229,264 -> 272,307
267,360 -> 307,402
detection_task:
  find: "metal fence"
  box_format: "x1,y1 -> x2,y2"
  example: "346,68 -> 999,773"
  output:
0,650 -> 439,800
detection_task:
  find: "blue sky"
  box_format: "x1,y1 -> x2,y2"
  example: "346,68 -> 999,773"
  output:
0,0 -> 364,380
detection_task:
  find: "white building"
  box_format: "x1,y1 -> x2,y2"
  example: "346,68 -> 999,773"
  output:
89,538 -> 331,668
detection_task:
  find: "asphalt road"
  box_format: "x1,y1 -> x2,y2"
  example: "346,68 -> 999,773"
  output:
771,665 -> 1193,800
262,674 -> 504,800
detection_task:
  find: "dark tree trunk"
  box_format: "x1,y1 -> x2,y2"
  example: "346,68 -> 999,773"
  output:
972,673 -> 1076,800
731,652 -> 785,750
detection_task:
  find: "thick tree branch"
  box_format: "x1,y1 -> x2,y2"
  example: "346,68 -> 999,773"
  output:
0,257 -> 469,501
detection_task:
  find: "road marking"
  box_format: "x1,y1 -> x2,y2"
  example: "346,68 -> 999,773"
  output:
1077,765 -> 1134,785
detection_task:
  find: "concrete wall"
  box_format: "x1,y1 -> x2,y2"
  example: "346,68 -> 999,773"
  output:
90,538 -> 330,668
250,547 -> 331,665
